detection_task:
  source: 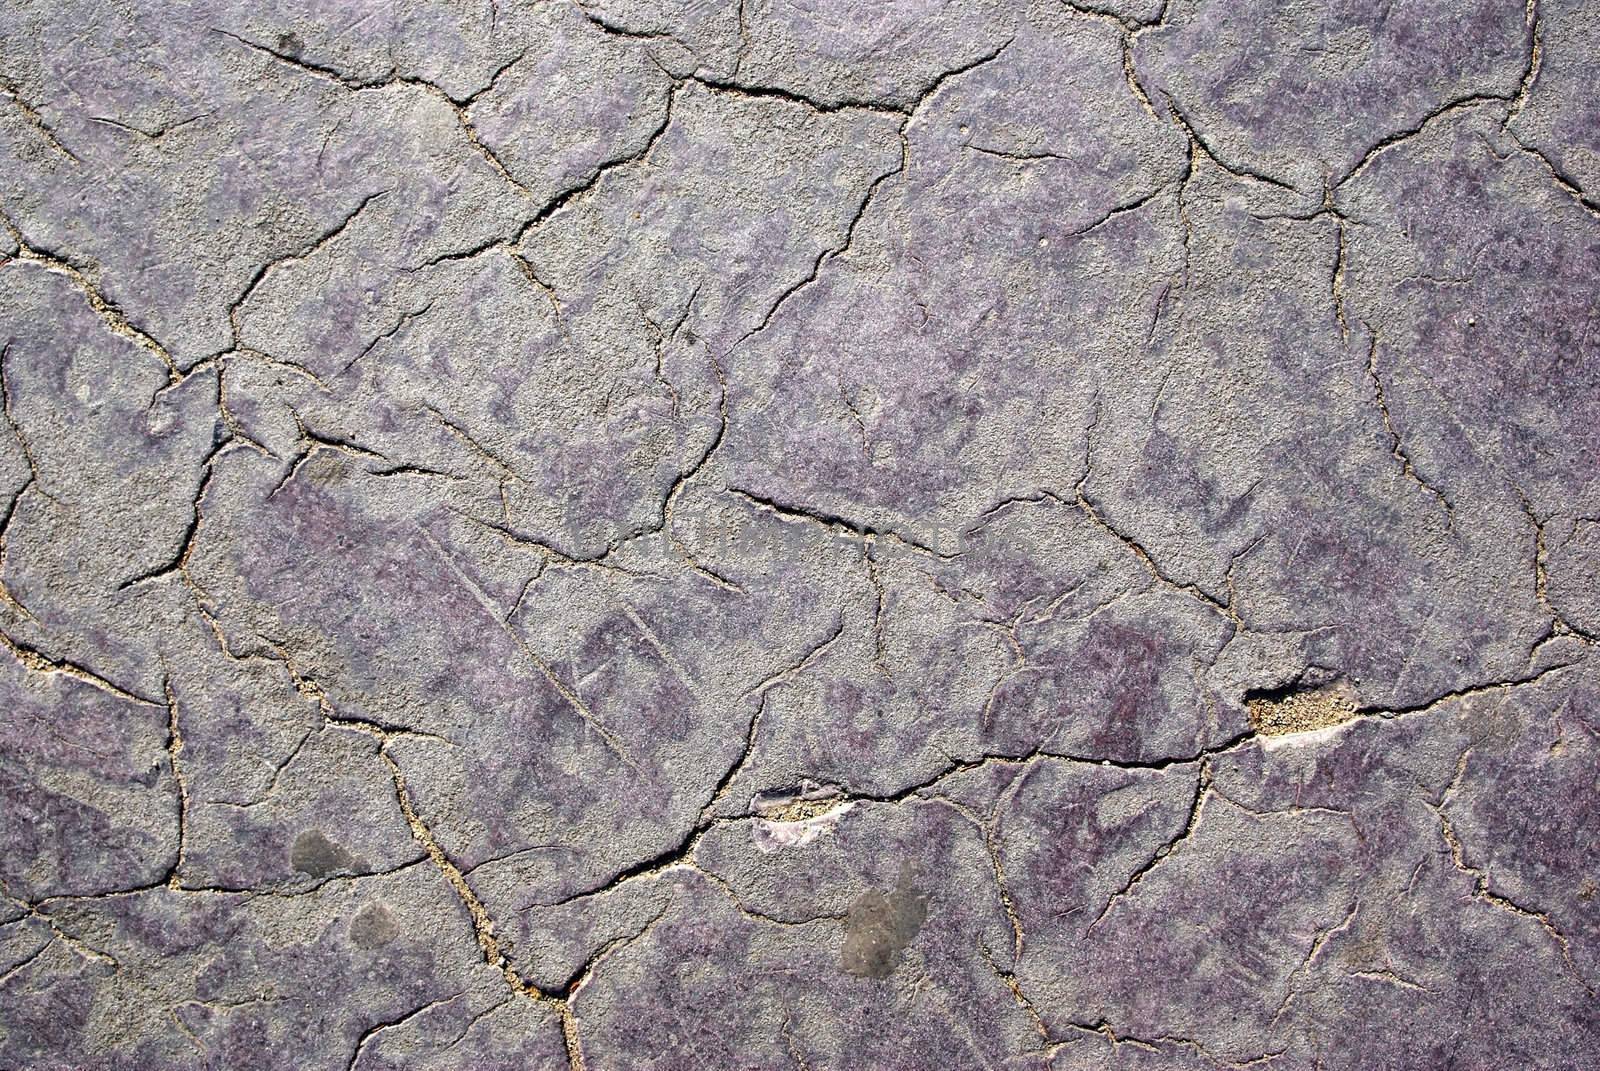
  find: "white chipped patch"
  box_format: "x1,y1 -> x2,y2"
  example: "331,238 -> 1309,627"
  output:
748,779 -> 853,852
1260,719 -> 1359,751
752,802 -> 854,853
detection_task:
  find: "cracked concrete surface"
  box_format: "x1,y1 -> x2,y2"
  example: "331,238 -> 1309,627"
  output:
0,0 -> 1597,1068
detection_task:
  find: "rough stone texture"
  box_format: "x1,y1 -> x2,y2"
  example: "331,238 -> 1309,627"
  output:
1,1 -> 1597,1068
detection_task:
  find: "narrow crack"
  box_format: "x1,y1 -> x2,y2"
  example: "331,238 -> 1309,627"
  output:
1064,183 -> 1173,239
691,35 -> 1013,118
1505,0 -> 1544,128
932,771 -> 1032,965
731,138 -> 906,348
538,621 -> 854,912
1514,490 -> 1599,646
35,856 -> 433,906
257,660 -> 601,1071
1120,35 -> 1161,124
0,351 -> 40,621
0,75 -> 79,162
0,897 -> 119,972
1346,966 -> 1430,992
384,752 -> 563,1002
979,940 -> 1051,1041
227,188 -> 391,350
509,254 -> 564,322
1361,323 -> 1454,522
268,424 -> 388,498
339,299 -> 436,377
0,341 -> 55,509
780,1014 -> 812,1071
1337,93 -> 1518,190
1430,753 -> 1591,993
212,29 -> 541,200
210,727 -> 315,811
1087,760 -> 1211,932
0,628 -> 156,705
970,613 -> 1029,731
452,510 -> 654,582
1331,220 -> 1349,342
731,38 -> 1015,350
0,211 -> 179,381
1358,651 -> 1574,719
690,864 -> 847,929
520,80 -> 681,230
160,672 -> 190,890
1272,898 -> 1359,1023
119,436 -> 235,591
723,487 -> 952,561
657,356 -> 746,593
211,29 -> 402,91
87,111 -> 211,143
0,933 -> 56,990
712,616 -> 848,813
1068,470 -> 1239,625
576,2 -> 700,56
346,993 -> 462,1071
1163,95 -> 1299,193
864,545 -> 890,676
1500,131 -> 1600,222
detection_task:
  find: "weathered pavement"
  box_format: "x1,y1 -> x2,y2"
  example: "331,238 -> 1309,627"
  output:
1,1 -> 1598,1068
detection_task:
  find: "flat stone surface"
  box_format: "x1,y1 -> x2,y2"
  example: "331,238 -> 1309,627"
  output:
1,1 -> 1598,1069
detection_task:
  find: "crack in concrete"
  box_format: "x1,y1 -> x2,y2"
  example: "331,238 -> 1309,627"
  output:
1500,131 -> 1600,222
1164,94 -> 1300,193
0,75 -> 79,162
1360,323 -> 1455,523
1087,759 -> 1212,932
346,993 -> 463,1071
1336,93 -> 1522,191
87,111 -> 211,143
227,188 -> 391,352
1430,743 -> 1593,995
0,212 -> 179,381
0,628 -> 156,706
6,5 -> 1599,1064
692,35 -> 1015,118
1514,492 -> 1600,647
231,650 -> 607,1071
0,888 -> 120,971
932,769 -> 1032,964
521,79 -> 681,228
1271,897 -> 1359,1023
723,487 -> 953,561
730,38 -> 1015,350
159,672 -> 190,890
119,436 -> 234,592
